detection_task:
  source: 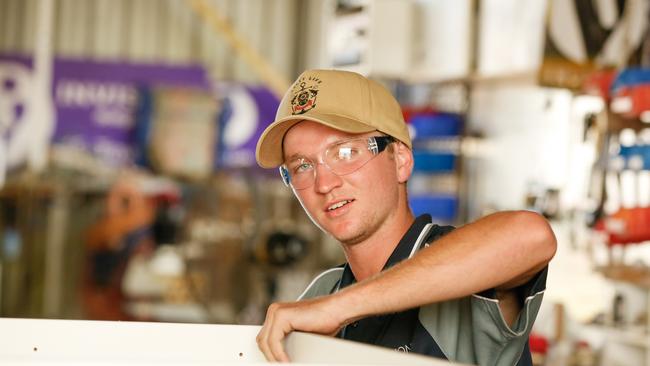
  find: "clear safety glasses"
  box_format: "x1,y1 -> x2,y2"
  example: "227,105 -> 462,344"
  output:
279,135 -> 395,190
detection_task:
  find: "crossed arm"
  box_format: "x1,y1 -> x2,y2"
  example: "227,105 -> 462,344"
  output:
256,210 -> 557,362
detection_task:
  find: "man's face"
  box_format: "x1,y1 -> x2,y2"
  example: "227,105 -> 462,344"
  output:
282,121 -> 406,245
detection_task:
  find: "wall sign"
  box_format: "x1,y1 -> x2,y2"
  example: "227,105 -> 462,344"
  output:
0,54 -> 210,167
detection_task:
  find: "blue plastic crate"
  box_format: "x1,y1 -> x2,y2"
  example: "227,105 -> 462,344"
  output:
611,67 -> 650,92
410,113 -> 462,139
409,194 -> 458,223
412,151 -> 456,173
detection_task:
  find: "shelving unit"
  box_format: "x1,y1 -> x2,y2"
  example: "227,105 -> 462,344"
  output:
588,266 -> 650,365
589,74 -> 650,362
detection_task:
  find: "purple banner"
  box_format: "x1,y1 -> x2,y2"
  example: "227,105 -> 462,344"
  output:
218,83 -> 280,169
0,53 -> 281,169
0,54 -> 210,166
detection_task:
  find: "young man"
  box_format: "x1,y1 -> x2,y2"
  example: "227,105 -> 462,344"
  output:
254,69 -> 556,365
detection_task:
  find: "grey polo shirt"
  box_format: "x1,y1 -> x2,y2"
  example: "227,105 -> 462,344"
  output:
298,214 -> 546,366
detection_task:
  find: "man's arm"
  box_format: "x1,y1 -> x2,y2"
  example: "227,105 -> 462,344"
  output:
256,210 -> 557,362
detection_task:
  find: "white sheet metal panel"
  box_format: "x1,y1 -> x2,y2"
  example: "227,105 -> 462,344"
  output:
413,0 -> 471,82
478,0 -> 548,76
368,0 -> 414,77
0,318 -> 460,365
467,84 -> 573,212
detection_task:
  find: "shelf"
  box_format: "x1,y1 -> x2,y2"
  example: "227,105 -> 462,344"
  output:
368,70 -> 538,86
608,111 -> 649,133
597,265 -> 650,289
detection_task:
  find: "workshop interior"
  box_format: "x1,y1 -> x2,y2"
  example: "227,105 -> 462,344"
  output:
1,0 -> 650,364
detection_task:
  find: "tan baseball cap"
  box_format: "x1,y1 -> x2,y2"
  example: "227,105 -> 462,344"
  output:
255,69 -> 411,168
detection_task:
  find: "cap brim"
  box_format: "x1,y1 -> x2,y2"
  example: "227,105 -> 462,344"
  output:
255,113 -> 377,168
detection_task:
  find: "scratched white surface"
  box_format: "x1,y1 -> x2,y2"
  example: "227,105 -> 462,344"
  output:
0,318 -> 462,365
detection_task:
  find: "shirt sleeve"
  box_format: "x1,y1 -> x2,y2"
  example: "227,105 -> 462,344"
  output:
470,267 -> 547,366
296,267 -> 344,301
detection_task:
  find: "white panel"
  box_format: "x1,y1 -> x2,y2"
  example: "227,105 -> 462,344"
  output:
0,318 -> 458,365
319,0 -> 416,77
562,96 -> 604,210
328,6 -> 371,73
478,0 -> 548,76
1,319 -> 265,364
285,326 -> 459,365
468,84 -> 573,210
368,0 -> 413,77
413,0 -> 471,81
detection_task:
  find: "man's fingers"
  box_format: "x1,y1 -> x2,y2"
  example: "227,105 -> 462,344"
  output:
256,328 -> 271,361
256,327 -> 273,362
257,308 -> 276,362
265,307 -> 291,363
269,325 -> 291,363
257,303 -> 294,362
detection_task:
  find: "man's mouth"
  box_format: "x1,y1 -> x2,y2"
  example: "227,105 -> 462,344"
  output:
327,199 -> 354,211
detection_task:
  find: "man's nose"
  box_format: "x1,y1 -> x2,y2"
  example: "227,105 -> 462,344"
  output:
314,163 -> 342,193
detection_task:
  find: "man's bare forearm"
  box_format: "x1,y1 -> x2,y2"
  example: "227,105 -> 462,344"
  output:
323,210 -> 557,325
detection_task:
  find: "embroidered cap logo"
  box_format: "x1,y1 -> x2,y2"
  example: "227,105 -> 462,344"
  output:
290,76 -> 321,115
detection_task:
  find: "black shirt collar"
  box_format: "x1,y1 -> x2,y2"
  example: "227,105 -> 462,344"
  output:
338,214 -> 432,290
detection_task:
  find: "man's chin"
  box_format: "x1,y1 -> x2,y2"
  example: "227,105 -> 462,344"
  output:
331,229 -> 368,246
317,218 -> 367,244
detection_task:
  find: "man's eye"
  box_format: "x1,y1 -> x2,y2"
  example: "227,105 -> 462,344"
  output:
293,162 -> 313,173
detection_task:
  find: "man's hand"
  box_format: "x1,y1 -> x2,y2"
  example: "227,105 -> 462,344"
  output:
256,296 -> 346,362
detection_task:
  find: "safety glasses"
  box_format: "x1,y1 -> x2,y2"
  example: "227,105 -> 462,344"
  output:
279,135 -> 395,190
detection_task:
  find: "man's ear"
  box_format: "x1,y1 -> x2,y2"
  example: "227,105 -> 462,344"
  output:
394,142 -> 414,183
